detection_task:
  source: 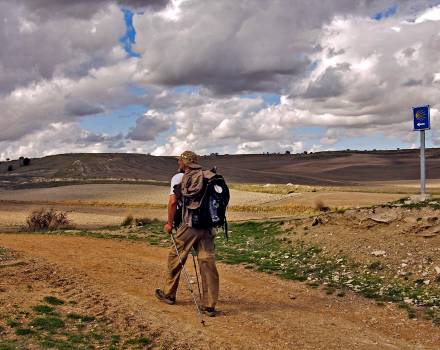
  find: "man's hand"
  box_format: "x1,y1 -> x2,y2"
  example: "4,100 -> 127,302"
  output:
164,223 -> 173,234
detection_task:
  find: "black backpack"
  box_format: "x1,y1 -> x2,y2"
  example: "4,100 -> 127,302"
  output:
183,169 -> 230,239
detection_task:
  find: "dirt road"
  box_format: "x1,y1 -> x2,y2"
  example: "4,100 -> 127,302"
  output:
1,234 -> 439,349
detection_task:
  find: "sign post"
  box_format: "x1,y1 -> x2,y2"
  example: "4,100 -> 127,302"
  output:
413,105 -> 430,199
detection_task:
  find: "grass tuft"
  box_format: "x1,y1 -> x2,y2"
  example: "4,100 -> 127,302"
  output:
32,305 -> 55,314
15,328 -> 35,336
30,316 -> 65,331
43,296 -> 65,305
67,313 -> 95,323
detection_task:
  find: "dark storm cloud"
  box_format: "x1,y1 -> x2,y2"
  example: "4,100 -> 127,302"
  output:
303,64 -> 350,99
402,79 -> 424,87
133,0 -> 427,95
126,112 -> 171,141
18,0 -> 169,19
65,100 -> 105,116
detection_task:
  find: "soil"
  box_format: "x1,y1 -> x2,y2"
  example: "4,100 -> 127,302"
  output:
285,206 -> 440,282
1,234 -> 439,349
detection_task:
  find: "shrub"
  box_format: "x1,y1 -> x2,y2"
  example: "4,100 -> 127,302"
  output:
135,217 -> 153,226
121,215 -> 153,227
43,296 -> 65,305
30,316 -> 65,331
23,158 -> 31,166
25,209 -> 70,231
121,215 -> 134,227
314,199 -> 330,212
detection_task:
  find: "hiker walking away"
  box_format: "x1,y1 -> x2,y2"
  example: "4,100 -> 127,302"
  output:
155,151 -> 223,317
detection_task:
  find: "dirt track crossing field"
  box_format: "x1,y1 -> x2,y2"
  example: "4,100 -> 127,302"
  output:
1,234 -> 439,349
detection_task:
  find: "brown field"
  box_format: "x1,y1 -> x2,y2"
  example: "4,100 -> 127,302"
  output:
0,183 -> 406,230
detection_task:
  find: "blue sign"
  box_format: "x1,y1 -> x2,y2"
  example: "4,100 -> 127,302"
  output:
413,105 -> 430,130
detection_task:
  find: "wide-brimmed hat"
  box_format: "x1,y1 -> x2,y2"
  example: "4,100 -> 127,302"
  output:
178,150 -> 199,165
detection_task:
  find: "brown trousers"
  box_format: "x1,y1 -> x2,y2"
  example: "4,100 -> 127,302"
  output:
163,224 -> 219,308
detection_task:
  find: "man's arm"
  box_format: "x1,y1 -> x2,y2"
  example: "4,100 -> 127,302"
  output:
164,194 -> 178,233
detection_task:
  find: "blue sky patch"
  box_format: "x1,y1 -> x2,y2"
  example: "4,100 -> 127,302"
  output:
372,4 -> 398,21
80,104 -> 147,135
240,93 -> 281,106
119,8 -> 141,58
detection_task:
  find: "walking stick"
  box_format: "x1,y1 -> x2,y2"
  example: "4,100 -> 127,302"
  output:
169,232 -> 205,326
191,249 -> 202,301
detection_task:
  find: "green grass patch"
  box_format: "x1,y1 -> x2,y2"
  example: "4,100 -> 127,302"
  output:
389,197 -> 440,210
30,316 -> 65,332
43,296 -> 65,305
66,313 -> 95,323
32,304 -> 55,314
1,301 -> 157,349
5,319 -> 20,328
109,334 -> 121,350
0,340 -> 20,350
39,335 -> 78,350
15,327 -> 36,336
126,336 -> 151,345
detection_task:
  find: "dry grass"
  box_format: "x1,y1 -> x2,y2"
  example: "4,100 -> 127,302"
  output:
229,204 -> 318,216
25,208 -> 71,231
229,183 -> 317,195
0,199 -> 167,210
229,182 -> 439,195
314,199 -> 330,212
121,215 -> 155,227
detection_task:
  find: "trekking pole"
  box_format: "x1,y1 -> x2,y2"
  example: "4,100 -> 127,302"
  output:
191,249 -> 202,301
169,232 -> 205,326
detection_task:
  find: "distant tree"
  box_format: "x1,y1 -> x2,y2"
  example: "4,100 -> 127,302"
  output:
23,158 -> 31,166
397,148 -> 400,151
285,150 -> 291,155
6,158 -> 10,161
303,151 -> 308,155
7,165 -> 13,172
19,156 -> 24,160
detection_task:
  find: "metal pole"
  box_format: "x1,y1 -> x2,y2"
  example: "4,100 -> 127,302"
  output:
420,130 -> 426,196
192,252 -> 202,301
169,233 -> 205,325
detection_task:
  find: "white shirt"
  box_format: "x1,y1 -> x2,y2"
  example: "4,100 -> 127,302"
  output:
170,172 -> 184,195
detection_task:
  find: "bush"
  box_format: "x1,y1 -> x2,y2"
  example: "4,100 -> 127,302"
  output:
23,158 -> 31,166
121,215 -> 153,227
25,208 -> 71,231
121,215 -> 134,227
314,199 -> 330,212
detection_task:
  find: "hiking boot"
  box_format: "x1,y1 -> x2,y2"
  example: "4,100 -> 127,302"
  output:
203,307 -> 216,317
155,289 -> 176,305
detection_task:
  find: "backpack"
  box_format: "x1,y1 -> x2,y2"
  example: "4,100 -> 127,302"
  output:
182,167 -> 230,239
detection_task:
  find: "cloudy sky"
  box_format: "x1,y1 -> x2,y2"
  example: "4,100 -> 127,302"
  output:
1,0 -> 440,159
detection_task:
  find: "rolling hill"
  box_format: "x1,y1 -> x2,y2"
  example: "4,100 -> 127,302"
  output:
1,149 -> 440,188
